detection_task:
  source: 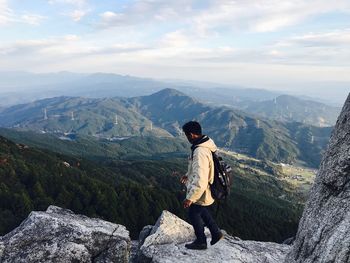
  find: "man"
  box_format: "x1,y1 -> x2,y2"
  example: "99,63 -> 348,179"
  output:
181,121 -> 224,250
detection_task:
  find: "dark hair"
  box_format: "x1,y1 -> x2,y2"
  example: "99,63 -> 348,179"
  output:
182,121 -> 202,135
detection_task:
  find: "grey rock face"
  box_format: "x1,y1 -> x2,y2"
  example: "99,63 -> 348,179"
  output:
0,241 -> 4,259
285,94 -> 350,263
0,206 -> 130,263
139,210 -> 290,263
138,225 -> 153,249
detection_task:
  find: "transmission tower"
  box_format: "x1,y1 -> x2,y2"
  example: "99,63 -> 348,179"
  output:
115,114 -> 118,125
44,108 -> 48,120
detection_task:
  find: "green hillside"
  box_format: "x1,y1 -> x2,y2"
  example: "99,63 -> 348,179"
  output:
0,134 -> 306,242
0,128 -> 188,161
0,96 -> 171,137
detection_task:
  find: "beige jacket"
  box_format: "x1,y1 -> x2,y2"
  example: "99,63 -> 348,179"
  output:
186,136 -> 217,206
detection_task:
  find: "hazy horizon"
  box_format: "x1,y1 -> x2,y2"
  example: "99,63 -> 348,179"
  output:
0,70 -> 348,106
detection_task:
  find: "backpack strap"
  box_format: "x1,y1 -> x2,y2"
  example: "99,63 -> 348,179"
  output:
190,135 -> 210,159
191,145 -> 199,159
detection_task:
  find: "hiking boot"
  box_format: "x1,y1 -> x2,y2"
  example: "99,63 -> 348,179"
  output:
210,232 -> 224,245
185,240 -> 207,250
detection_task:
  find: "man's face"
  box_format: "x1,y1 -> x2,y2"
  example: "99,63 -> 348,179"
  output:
185,132 -> 194,144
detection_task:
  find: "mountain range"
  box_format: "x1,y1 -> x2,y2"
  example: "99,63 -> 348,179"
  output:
0,88 -> 332,168
0,72 -> 342,129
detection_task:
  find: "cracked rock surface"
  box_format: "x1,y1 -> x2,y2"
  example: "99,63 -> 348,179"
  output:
0,206 -> 130,263
138,211 -> 290,263
285,94 -> 350,263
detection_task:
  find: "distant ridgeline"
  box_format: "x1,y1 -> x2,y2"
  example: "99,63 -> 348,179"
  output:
0,89 -> 333,168
227,95 -> 340,127
0,133 -> 305,243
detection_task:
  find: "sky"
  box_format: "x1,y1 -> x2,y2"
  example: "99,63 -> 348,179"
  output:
0,0 -> 350,92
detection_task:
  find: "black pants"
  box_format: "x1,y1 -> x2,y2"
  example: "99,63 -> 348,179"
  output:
188,204 -> 220,243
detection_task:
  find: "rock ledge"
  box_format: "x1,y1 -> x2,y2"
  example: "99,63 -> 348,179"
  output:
0,206 -> 130,263
138,210 -> 290,263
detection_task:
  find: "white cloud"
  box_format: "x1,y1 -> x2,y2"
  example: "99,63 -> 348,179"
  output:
95,0 -> 350,33
0,39 -> 57,55
0,35 -> 150,58
0,0 -> 47,26
64,34 -> 80,41
193,0 -> 350,33
99,11 -> 125,26
48,0 -> 86,7
68,9 -> 88,21
0,0 -> 13,25
160,31 -> 190,48
262,29 -> 350,66
20,14 -> 47,25
98,1 -> 193,29
49,0 -> 89,21
148,27 -> 350,67
288,30 -> 350,47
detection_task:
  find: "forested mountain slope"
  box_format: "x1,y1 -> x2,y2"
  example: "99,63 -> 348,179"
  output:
0,134 -> 305,242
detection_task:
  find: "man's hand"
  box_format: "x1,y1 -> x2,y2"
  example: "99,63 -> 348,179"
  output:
172,171 -> 180,177
180,175 -> 188,185
183,199 -> 192,209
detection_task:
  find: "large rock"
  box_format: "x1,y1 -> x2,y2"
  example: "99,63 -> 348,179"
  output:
0,206 -> 130,263
285,94 -> 350,263
138,210 -> 290,263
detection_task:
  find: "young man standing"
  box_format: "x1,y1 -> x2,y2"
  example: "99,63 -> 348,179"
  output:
181,121 -> 224,250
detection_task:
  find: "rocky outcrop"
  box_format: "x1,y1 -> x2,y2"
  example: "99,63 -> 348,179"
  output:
138,210 -> 290,263
285,94 -> 350,263
0,206 -> 130,263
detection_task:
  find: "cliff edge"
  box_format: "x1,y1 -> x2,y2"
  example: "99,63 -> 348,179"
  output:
285,94 -> 350,263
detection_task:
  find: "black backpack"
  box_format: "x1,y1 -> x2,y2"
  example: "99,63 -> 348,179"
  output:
192,146 -> 232,200
210,151 -> 232,200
